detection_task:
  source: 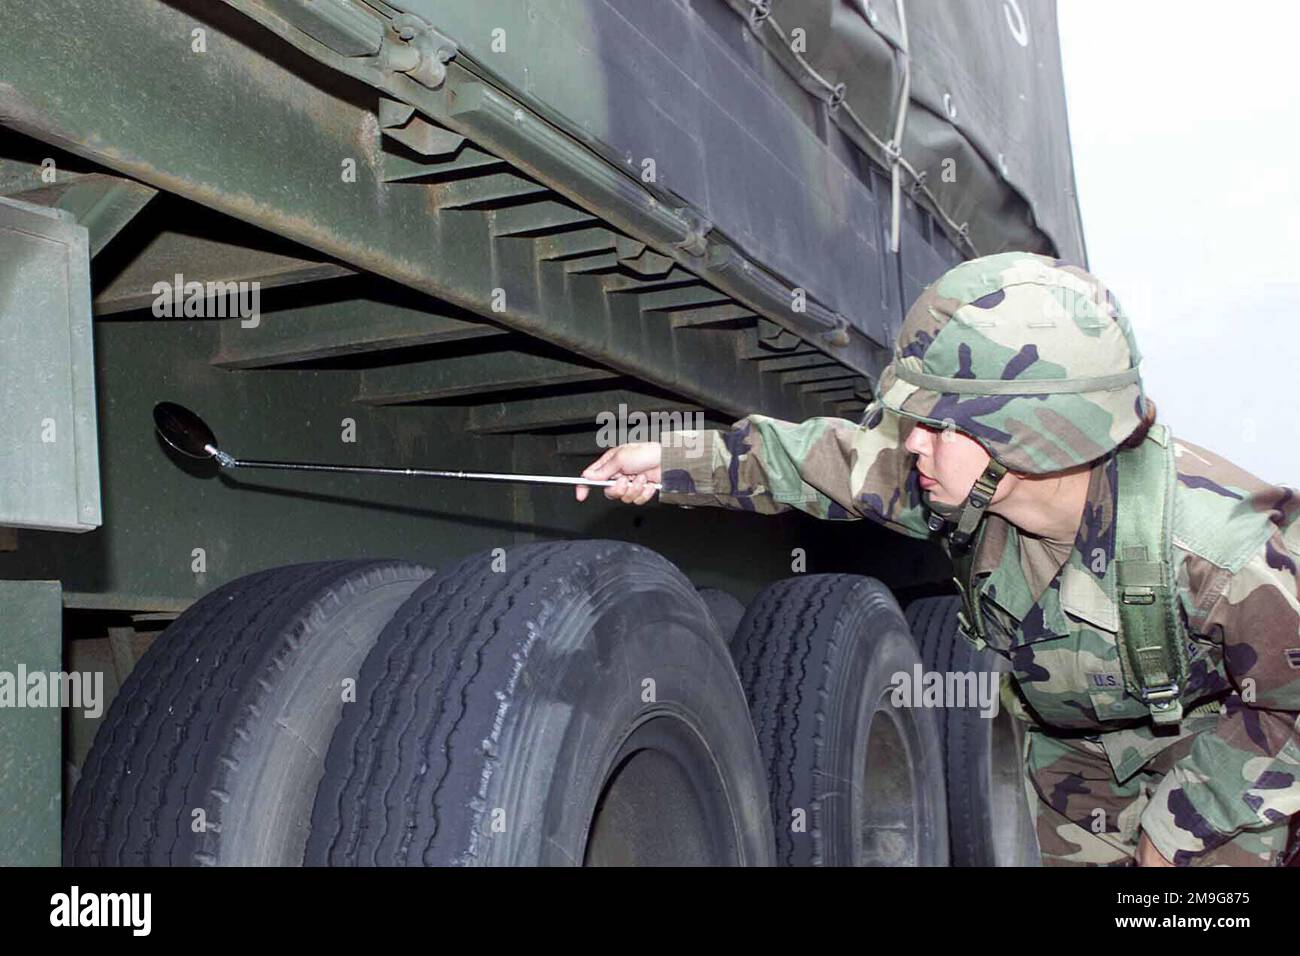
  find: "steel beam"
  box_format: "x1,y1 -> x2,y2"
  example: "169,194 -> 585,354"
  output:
490,199 -> 598,237
213,293 -> 505,368
94,227 -> 353,315
781,367 -> 863,386
669,303 -> 757,328
468,389 -> 700,434
358,350 -> 616,404
8,172 -> 157,256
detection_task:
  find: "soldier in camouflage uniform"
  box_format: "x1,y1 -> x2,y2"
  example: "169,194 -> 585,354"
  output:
579,252 -> 1300,867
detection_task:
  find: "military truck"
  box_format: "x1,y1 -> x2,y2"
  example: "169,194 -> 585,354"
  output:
0,0 -> 1081,865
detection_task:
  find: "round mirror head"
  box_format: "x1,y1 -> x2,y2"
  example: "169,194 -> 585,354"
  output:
153,402 -> 218,460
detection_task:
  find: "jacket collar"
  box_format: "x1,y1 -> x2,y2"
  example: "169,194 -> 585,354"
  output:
973,454 -> 1121,636
1058,453 -> 1121,632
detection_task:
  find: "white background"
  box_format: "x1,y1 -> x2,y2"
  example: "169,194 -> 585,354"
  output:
1058,0 -> 1299,485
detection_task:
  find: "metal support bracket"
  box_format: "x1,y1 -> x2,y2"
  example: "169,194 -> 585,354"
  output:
380,13 -> 459,89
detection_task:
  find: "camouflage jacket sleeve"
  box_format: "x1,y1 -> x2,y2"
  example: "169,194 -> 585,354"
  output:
657,403 -> 933,539
1139,523 -> 1300,864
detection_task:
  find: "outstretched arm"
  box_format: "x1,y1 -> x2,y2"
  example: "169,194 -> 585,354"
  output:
579,404 -> 934,540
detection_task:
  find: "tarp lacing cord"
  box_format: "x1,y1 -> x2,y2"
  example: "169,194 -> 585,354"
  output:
887,0 -> 910,254
739,0 -> 980,259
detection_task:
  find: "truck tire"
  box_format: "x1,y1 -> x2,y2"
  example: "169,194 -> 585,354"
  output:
64,559 -> 432,866
733,574 -> 948,866
306,541 -> 774,866
697,587 -> 746,651
905,595 -> 1040,866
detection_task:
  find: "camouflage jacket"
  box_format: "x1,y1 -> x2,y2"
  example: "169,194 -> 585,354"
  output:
660,409 -> 1300,858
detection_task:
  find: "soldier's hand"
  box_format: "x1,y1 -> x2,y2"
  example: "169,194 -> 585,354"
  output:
1135,831 -> 1174,867
577,442 -> 662,505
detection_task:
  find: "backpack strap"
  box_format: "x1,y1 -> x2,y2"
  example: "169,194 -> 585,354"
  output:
1113,424 -> 1188,729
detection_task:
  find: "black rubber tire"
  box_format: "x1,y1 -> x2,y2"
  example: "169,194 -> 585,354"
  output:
905,595 -> 1040,867
64,559 -> 432,866
697,587 -> 746,652
733,574 -> 949,866
306,540 -> 774,866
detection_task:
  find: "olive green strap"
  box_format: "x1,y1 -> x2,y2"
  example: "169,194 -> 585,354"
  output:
939,509 -> 993,650
950,458 -> 1007,550
932,456 -> 1007,650
1114,424 -> 1187,728
949,533 -> 988,650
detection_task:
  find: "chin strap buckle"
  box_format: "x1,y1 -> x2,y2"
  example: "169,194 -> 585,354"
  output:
924,454 -> 1008,653
946,458 -> 1007,552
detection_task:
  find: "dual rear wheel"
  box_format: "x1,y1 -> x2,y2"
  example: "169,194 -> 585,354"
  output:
68,547 -> 963,866
906,595 -> 1040,867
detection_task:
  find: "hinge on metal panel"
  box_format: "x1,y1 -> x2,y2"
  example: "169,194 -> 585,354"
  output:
820,314 -> 851,348
674,217 -> 712,257
378,13 -> 458,89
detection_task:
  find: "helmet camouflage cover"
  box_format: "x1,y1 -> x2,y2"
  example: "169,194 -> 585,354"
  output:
877,251 -> 1147,475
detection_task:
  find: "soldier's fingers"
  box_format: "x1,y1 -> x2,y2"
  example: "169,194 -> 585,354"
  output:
603,475 -> 629,500
619,474 -> 645,504
632,481 -> 657,506
582,447 -> 621,480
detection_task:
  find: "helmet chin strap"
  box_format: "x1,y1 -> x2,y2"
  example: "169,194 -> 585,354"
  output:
923,458 -> 1009,551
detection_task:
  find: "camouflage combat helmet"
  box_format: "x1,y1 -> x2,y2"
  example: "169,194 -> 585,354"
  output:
875,251 -> 1147,549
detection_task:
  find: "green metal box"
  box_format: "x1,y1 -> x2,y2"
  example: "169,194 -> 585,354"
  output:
0,197 -> 100,532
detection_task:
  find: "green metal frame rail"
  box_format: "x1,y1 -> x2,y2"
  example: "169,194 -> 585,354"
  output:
0,0 -> 897,424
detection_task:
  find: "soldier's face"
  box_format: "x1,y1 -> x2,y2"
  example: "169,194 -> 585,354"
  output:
904,422 -> 1003,505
